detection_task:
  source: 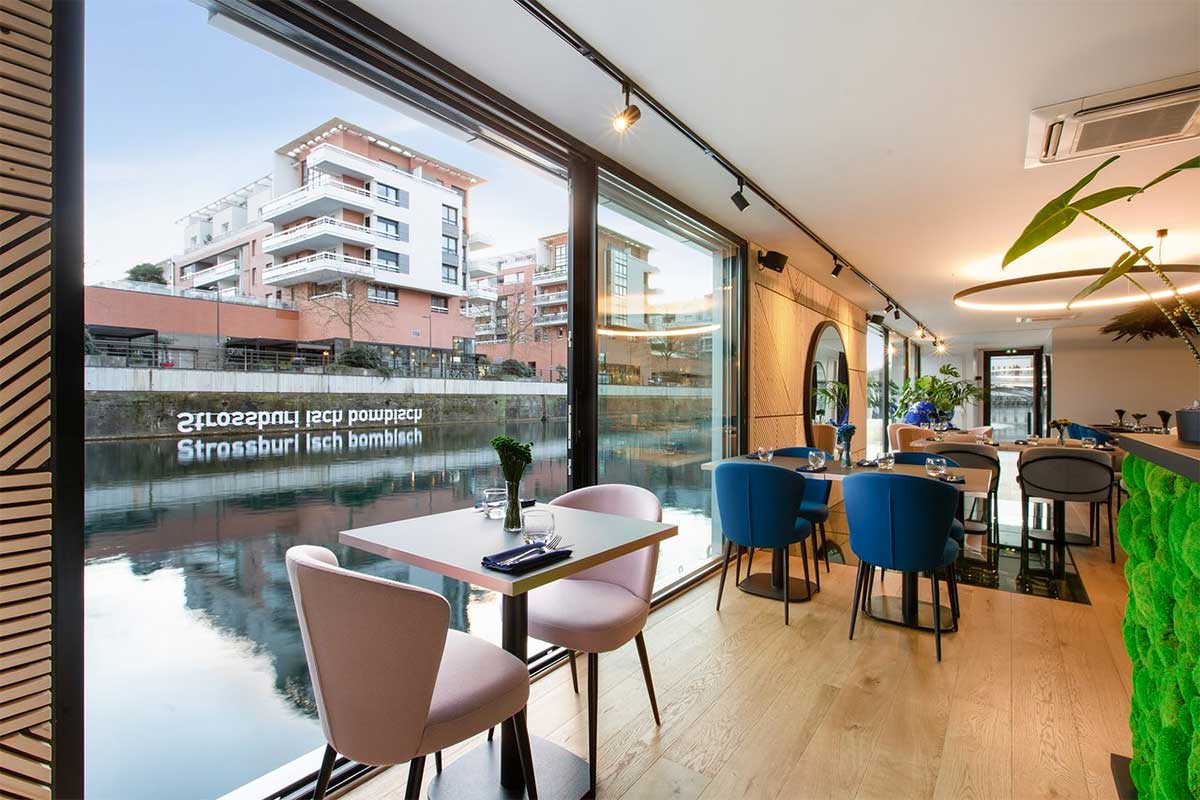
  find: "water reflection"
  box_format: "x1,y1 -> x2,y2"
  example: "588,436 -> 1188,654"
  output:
84,420 -> 716,800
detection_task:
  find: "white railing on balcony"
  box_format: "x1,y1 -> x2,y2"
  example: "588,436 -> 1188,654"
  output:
309,290 -> 351,302
468,283 -> 498,302
307,143 -> 460,195
464,304 -> 492,318
533,267 -> 568,285
534,311 -> 568,326
532,290 -> 567,306
262,216 -> 374,251
90,280 -> 295,310
260,179 -> 374,220
188,259 -> 239,286
474,322 -> 497,335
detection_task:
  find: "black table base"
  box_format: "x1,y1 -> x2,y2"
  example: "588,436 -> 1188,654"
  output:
427,736 -> 589,800
865,594 -> 956,633
737,572 -> 817,602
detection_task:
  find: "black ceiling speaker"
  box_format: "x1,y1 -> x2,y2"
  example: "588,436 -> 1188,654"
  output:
757,250 -> 788,272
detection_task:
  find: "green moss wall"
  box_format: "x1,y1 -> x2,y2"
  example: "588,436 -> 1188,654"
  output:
1119,454 -> 1200,799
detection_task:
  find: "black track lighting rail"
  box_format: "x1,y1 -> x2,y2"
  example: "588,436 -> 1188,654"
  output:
512,0 -> 939,341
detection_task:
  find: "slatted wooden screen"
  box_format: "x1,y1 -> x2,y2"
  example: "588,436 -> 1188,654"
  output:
0,0 -> 57,797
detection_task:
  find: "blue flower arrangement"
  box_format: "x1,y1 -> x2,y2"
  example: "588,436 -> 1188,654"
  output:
836,422 -> 856,443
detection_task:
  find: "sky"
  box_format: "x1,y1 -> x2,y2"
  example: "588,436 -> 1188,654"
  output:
84,0 -> 720,307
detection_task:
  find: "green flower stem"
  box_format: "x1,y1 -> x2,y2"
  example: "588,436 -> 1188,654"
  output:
1080,210 -> 1200,332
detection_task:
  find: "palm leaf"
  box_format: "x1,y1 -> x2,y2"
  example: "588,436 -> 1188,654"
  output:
1133,155 -> 1200,197
1068,246 -> 1152,306
1001,155 -> 1119,268
1100,300 -> 1200,342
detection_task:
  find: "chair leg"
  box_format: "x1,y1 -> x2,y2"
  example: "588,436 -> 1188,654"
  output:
782,547 -> 791,625
947,565 -> 960,622
512,708 -> 538,800
735,545 -> 744,585
820,523 -> 831,572
745,547 -> 754,576
716,540 -> 733,611
634,631 -> 660,726
849,561 -> 866,640
800,540 -> 812,599
931,574 -> 943,663
587,652 -> 599,798
808,536 -> 820,592
405,755 -> 426,800
434,750 -> 442,773
568,649 -> 579,694
313,745 -> 336,800
1108,500 -> 1117,563
863,565 -> 875,612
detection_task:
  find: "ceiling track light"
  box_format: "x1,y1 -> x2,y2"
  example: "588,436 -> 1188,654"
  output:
730,177 -> 749,212
884,301 -> 896,313
893,308 -> 901,321
831,258 -> 845,278
612,82 -> 641,133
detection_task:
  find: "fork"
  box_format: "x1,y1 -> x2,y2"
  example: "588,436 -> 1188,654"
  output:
500,535 -> 564,566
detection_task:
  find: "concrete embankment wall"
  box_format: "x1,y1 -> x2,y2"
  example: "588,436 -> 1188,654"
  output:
85,367 -> 711,440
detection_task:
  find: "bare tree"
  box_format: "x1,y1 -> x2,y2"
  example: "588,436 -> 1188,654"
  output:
306,278 -> 386,346
497,306 -> 538,361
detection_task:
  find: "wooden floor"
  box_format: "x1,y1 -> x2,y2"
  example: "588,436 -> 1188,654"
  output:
341,501 -> 1131,800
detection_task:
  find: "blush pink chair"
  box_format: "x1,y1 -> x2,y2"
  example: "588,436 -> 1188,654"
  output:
286,546 -> 537,800
527,484 -> 662,798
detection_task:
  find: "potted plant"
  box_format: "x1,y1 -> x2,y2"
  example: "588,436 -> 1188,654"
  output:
1049,418 -> 1071,446
1001,152 -> 1200,441
491,435 -> 532,532
815,381 -> 849,425
890,365 -> 983,427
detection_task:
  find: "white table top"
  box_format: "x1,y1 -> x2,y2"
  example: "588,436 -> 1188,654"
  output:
910,437 -> 1122,456
700,455 -> 992,494
339,504 -> 677,596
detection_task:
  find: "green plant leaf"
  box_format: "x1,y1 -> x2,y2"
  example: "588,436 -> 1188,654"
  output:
1070,186 -> 1141,211
1133,155 -> 1200,197
1068,246 -> 1152,307
1001,155 -> 1119,268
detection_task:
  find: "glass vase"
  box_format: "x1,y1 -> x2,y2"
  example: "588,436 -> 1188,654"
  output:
840,439 -> 853,468
1057,430 -> 1065,446
504,480 -> 523,532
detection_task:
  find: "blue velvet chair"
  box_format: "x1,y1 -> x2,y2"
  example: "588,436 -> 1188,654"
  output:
772,447 -> 832,577
714,461 -> 814,624
843,472 -> 961,661
887,452 -> 965,545
1066,423 -> 1116,445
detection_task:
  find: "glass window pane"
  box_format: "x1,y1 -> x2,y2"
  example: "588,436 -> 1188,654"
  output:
596,173 -> 742,591
866,325 -> 885,456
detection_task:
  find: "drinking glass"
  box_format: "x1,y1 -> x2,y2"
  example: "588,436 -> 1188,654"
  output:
521,509 -> 555,546
924,456 -> 947,478
878,451 -> 895,471
1082,436 -> 1097,449
808,450 -> 826,470
482,488 -> 507,520
764,444 -> 775,462
755,445 -> 768,460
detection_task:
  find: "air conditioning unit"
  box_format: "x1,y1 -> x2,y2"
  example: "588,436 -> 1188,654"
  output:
1025,72 -> 1200,168
1016,313 -> 1080,324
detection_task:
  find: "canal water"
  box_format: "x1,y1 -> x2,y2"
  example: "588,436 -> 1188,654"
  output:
84,420 -> 718,800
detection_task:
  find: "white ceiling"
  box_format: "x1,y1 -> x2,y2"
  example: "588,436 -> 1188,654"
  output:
355,0 -> 1200,342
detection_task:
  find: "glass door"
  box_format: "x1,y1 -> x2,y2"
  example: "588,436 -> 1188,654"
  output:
983,348 -> 1044,441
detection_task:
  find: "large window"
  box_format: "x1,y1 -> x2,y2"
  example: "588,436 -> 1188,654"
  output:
866,324 -> 886,457
376,216 -> 407,241
596,173 -> 742,591
442,204 -> 459,225
376,182 -> 408,207
375,248 -> 408,273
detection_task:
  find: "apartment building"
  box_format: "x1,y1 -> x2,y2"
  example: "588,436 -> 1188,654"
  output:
146,119 -> 484,362
468,227 -> 656,373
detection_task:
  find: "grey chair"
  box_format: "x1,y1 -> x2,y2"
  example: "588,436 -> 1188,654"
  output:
925,441 -> 1001,543
1017,448 -> 1115,573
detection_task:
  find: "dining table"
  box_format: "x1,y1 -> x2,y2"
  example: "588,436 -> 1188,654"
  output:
340,503 -> 677,800
701,455 -> 991,634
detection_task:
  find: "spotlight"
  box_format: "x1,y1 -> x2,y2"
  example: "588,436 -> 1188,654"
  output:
831,258 -> 845,278
730,178 -> 749,212
935,340 -> 948,354
612,83 -> 641,133
893,308 -> 901,320
916,325 -> 927,339
884,301 -> 895,313
757,250 -> 788,273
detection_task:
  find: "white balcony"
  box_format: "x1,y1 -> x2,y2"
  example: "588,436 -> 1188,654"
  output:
533,267 -> 568,286
532,290 -> 567,306
475,322 -> 497,335
188,260 -> 239,287
305,143 -> 458,197
534,311 -> 568,326
467,231 -> 495,251
464,304 -> 492,319
262,216 -> 376,257
260,179 -> 377,223
468,283 -> 498,302
264,252 -> 419,289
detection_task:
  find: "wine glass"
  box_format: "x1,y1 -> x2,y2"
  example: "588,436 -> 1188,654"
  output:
764,444 -> 775,462
924,456 -> 947,478
1132,413 -> 1147,430
808,450 -> 826,471
1082,436 -> 1097,449
482,488 -> 506,519
755,445 -> 768,460
878,451 -> 895,471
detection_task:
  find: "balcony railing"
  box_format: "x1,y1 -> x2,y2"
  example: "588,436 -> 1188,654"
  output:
263,252 -> 373,285
260,179 -> 375,221
474,322 -> 497,335
468,284 -> 498,302
534,311 -> 568,326
533,267 -> 568,285
532,290 -> 567,306
306,142 -> 460,195
262,216 -> 375,253
464,304 -> 492,318
187,259 -> 239,287
89,280 -> 295,310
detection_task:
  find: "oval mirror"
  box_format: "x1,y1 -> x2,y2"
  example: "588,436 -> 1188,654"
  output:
805,322 -> 849,449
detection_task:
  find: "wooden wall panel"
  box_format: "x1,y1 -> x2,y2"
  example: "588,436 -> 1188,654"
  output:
0,0 -> 54,795
748,253 -> 867,458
